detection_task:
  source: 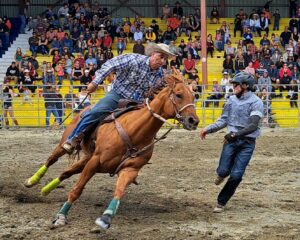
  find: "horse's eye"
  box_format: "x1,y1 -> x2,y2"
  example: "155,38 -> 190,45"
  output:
176,93 -> 182,99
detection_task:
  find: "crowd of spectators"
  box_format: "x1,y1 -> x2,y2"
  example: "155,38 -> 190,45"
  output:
2,1 -> 300,127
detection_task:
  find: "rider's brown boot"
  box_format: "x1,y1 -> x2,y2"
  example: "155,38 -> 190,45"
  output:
62,134 -> 84,154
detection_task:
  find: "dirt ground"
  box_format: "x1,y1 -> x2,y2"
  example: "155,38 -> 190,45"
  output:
0,128 -> 299,240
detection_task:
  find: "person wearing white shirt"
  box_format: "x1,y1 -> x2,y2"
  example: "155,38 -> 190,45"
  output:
133,28 -> 143,42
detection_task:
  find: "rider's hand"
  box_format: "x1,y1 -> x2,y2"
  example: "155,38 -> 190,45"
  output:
199,128 -> 207,140
87,82 -> 97,94
224,132 -> 237,144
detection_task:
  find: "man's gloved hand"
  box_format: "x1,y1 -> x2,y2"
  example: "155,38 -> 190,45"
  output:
87,82 -> 97,94
224,132 -> 237,143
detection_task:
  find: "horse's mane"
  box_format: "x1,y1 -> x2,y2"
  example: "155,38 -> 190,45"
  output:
145,74 -> 184,101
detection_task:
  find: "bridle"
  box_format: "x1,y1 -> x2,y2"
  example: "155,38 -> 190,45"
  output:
146,82 -> 195,127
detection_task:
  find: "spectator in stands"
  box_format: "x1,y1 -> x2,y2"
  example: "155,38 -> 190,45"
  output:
56,27 -> 66,41
235,55 -> 247,73
207,34 -> 214,58
173,1 -> 183,19
258,70 -> 272,93
224,41 -> 236,59
250,14 -> 261,37
43,69 -> 56,87
43,86 -> 60,129
145,28 -> 156,42
57,3 -> 69,26
273,9 -> 280,31
102,31 -> 112,50
37,34 -> 49,55
287,79 -> 298,107
0,17 -> 10,47
259,13 -> 269,36
117,28 -> 127,55
79,69 -> 92,92
182,53 -> 196,75
5,61 -> 19,84
52,50 -> 61,68
233,14 -> 243,37
260,34 -> 270,48
289,0 -> 298,18
243,28 -> 254,45
28,32 -> 39,55
156,30 -> 164,43
220,21 -> 230,44
75,34 -> 87,53
210,6 -> 220,24
27,17 -> 38,31
64,54 -> 73,77
35,18 -> 48,35
268,61 -> 279,83
279,72 -> 292,97
85,52 -> 97,66
49,36 -> 62,55
133,39 -> 145,55
256,63 -> 267,79
64,86 -> 79,109
223,55 -> 234,76
163,26 -> 177,45
280,27 -> 291,48
55,61 -> 65,86
3,80 -> 19,129
220,72 -> 233,99
19,54 -> 29,71
71,60 -> 83,84
105,48 -> 114,59
244,61 -> 256,76
61,33 -> 74,53
46,27 -> 56,43
19,68 -> 36,94
161,4 -> 171,20
133,27 -> 143,42
27,61 -> 37,80
187,14 -> 200,34
177,16 -> 189,37
178,39 -> 188,64
78,86 -> 91,110
96,53 -> 106,69
14,47 -> 23,70
205,80 -> 222,107
214,29 -> 224,51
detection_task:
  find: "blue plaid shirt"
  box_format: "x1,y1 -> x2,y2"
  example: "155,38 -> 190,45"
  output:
93,54 -> 165,101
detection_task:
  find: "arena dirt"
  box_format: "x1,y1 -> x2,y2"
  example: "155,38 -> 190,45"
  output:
0,128 -> 299,240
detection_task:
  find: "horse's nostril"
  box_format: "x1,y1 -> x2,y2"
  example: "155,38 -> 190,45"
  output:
188,117 -> 195,124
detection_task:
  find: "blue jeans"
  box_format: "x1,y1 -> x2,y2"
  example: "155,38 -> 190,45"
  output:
216,138 -> 256,206
67,90 -> 123,141
46,106 -> 60,126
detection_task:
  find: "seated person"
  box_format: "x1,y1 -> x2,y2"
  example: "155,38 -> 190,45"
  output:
205,80 -> 222,107
5,61 -> 19,84
210,6 -> 220,24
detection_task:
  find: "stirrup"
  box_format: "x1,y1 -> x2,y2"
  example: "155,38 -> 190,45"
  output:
62,142 -> 75,154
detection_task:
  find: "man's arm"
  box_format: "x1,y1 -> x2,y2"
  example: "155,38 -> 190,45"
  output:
92,54 -> 137,86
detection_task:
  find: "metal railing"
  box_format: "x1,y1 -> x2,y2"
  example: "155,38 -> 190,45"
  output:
0,83 -> 299,129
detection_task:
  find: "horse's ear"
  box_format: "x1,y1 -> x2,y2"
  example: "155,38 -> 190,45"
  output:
165,74 -> 184,86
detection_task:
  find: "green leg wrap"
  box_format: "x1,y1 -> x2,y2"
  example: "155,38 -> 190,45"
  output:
58,201 -> 72,216
29,165 -> 48,185
41,178 -> 61,196
103,198 -> 120,217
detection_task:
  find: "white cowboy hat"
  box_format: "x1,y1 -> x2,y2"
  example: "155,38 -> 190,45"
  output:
145,43 -> 176,57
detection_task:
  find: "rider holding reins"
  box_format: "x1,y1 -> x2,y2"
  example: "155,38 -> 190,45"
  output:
62,43 -> 176,154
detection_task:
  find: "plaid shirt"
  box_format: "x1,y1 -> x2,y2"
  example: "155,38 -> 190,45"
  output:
93,54 -> 165,101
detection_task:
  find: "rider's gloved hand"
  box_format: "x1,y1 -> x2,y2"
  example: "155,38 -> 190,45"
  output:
87,82 -> 97,94
224,132 -> 237,143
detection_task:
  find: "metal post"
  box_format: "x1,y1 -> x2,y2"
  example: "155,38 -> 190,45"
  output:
200,0 -> 207,87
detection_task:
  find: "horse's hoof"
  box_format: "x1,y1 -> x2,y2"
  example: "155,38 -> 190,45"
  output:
52,214 -> 68,228
24,178 -> 36,188
95,214 -> 112,230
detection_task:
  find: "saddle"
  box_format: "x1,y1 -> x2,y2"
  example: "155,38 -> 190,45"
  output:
102,99 -> 143,123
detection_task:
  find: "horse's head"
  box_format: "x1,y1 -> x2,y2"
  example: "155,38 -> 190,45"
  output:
158,74 -> 199,130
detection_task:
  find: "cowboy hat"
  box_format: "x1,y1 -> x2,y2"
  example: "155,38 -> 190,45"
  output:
145,43 -> 176,57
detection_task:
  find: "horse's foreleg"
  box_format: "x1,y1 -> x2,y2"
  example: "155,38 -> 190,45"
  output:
95,167 -> 139,230
52,155 -> 99,227
24,145 -> 66,188
41,155 -> 91,196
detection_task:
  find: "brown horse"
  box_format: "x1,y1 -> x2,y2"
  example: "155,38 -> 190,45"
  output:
26,74 -> 199,229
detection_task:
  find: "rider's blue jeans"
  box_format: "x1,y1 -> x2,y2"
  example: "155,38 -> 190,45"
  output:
216,138 -> 256,206
67,90 -> 123,141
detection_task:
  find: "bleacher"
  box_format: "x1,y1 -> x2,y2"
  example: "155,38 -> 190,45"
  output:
2,17 -> 300,128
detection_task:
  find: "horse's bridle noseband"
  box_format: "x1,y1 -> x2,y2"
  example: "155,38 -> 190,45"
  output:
146,82 -> 195,127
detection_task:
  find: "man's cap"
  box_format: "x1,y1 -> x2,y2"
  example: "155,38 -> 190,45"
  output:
84,69 -> 89,73
223,71 -> 228,75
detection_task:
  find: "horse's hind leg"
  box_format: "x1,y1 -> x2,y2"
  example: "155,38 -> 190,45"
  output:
95,167 -> 139,230
52,155 -> 99,227
24,145 -> 66,188
41,155 -> 90,196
